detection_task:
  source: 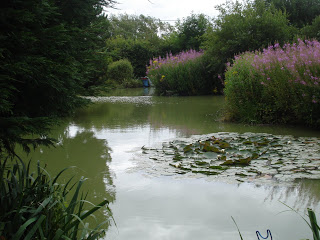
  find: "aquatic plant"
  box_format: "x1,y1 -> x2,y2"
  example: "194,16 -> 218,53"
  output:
139,132 -> 320,183
0,158 -> 111,239
146,50 -> 220,95
224,39 -> 320,127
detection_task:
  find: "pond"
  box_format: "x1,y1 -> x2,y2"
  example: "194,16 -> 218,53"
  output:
26,88 -> 320,240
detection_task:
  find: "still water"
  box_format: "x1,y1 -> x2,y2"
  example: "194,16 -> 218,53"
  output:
27,88 -> 320,240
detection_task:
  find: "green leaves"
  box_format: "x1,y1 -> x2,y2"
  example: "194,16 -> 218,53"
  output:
0,159 -> 110,239
140,132 -> 320,182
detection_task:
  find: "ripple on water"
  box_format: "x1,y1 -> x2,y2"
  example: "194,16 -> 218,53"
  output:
83,96 -> 155,105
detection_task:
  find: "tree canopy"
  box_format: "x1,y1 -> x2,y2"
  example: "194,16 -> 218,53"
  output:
0,0 -> 115,155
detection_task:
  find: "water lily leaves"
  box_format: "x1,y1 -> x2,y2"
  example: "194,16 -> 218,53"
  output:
173,153 -> 183,161
208,165 -> 228,170
183,144 -> 193,153
221,160 -> 235,166
238,157 -> 252,165
192,170 -> 220,175
221,157 -> 252,166
203,144 -> 221,153
219,141 -> 231,149
252,152 -> 259,160
195,161 -> 209,166
139,132 -> 320,183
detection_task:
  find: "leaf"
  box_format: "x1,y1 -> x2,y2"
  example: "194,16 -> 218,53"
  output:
231,216 -> 244,240
183,144 -> 193,153
209,165 -> 228,170
221,160 -> 234,166
236,157 -> 252,165
219,141 -> 231,149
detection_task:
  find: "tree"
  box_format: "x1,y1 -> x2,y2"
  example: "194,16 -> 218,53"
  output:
202,0 -> 296,82
0,0 -> 115,156
176,13 -> 211,50
105,14 -> 174,76
301,15 -> 320,40
266,0 -> 320,27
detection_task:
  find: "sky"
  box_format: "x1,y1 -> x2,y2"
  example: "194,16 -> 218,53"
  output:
105,0 -> 226,22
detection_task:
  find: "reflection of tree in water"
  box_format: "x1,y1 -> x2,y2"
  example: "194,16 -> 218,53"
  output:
28,127 -> 116,225
260,180 -> 320,210
61,130 -> 115,203
73,101 -> 150,129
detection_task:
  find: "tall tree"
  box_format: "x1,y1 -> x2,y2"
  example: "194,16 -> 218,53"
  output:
0,0 -> 115,155
266,0 -> 320,27
176,13 -> 211,50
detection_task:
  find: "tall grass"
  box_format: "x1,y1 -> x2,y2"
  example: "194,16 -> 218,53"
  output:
224,39 -> 320,127
146,50 -> 219,95
0,158 -> 111,240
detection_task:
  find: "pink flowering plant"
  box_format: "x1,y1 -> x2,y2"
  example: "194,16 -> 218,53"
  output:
224,39 -> 320,127
146,50 -> 219,95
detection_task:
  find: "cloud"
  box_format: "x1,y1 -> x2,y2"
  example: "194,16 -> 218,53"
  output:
106,0 -> 225,21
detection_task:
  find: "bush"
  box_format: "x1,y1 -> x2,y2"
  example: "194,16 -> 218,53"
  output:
121,78 -> 142,88
107,59 -> 133,83
105,36 -> 157,77
203,0 -> 296,83
147,50 -> 221,95
224,39 -> 320,127
0,159 -> 110,239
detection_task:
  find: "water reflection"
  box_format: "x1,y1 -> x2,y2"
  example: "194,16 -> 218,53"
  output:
80,94 -> 320,137
24,90 -> 320,240
25,123 -> 116,207
263,179 -> 320,210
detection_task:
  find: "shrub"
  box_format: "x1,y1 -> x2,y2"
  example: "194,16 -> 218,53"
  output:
202,0 -> 296,83
224,39 -> 320,127
0,158 -> 110,240
147,50 -> 221,95
121,78 -> 142,88
107,59 -> 133,83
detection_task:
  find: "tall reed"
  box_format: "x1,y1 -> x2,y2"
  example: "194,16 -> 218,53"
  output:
0,158 -> 111,240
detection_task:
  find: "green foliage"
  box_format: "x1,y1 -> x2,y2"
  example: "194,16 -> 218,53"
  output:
0,159 -> 110,239
308,209 -> 320,240
105,37 -> 155,77
148,56 -> 219,96
203,0 -> 295,83
107,59 -> 134,83
267,0 -> 320,27
104,14 -> 175,76
0,0 -> 115,154
120,78 -> 142,88
108,14 -> 172,41
301,16 -> 320,40
176,13 -> 211,51
224,40 -> 320,127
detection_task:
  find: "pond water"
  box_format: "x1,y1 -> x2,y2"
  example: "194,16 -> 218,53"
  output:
26,88 -> 320,240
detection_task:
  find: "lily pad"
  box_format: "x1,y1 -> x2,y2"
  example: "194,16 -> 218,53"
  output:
136,132 -> 320,183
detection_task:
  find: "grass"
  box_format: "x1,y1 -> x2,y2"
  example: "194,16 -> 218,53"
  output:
0,157 -> 111,239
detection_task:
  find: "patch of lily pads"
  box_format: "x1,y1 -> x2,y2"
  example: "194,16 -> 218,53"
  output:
137,132 -> 320,183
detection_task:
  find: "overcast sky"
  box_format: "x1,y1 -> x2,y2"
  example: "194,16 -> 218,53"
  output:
105,0 -> 226,22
